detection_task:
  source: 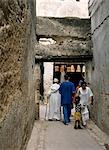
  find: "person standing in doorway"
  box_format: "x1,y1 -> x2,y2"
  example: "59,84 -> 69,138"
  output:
59,75 -> 75,125
48,78 -> 61,121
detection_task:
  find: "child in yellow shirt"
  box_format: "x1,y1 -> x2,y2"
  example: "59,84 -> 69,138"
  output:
74,96 -> 82,129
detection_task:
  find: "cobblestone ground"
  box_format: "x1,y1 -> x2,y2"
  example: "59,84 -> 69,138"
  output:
26,104 -> 109,150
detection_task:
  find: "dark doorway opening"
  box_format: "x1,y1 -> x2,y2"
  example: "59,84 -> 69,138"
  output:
53,62 -> 85,88
67,72 -> 84,88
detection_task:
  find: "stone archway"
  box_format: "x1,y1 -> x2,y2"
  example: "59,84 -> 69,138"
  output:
34,55 -> 93,119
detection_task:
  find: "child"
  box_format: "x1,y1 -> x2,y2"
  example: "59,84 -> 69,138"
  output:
74,96 -> 82,129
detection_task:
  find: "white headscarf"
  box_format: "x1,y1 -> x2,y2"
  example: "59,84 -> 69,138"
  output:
53,78 -> 59,83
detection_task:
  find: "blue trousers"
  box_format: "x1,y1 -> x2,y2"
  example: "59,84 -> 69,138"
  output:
63,104 -> 71,123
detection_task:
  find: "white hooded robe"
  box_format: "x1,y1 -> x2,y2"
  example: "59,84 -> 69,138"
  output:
48,83 -> 61,120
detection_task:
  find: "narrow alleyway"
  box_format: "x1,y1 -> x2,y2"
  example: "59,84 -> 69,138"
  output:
26,103 -> 109,150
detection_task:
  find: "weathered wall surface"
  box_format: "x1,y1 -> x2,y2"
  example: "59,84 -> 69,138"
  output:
34,63 -> 41,119
36,17 -> 91,37
89,0 -> 109,135
35,17 -> 92,61
0,0 -> 36,149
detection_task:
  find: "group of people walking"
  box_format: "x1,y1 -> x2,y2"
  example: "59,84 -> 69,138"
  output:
47,74 -> 93,129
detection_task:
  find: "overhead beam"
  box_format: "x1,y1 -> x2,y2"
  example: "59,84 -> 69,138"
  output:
35,55 -> 93,63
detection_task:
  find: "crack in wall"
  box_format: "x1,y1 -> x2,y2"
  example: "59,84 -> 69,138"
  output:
92,14 -> 109,35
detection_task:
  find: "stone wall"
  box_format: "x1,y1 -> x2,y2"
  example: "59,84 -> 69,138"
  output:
89,0 -> 109,135
34,63 -> 41,119
35,17 -> 92,60
0,0 -> 36,149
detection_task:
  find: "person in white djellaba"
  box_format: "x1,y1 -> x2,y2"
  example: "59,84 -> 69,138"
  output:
76,81 -> 93,127
48,78 -> 61,121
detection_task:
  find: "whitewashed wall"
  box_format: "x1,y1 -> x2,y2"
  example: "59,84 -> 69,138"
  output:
44,62 -> 53,100
89,0 -> 109,135
36,0 -> 89,18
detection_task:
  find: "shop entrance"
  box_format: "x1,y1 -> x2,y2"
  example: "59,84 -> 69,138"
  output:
53,62 -> 85,88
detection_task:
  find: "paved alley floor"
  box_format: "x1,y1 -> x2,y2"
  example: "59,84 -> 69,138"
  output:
26,104 -> 109,150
